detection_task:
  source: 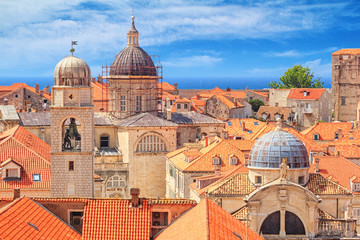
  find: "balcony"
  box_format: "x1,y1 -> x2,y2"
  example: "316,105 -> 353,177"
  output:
317,219 -> 357,238
303,107 -> 313,114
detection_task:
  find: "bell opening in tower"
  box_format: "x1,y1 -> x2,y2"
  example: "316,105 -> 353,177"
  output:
62,117 -> 82,152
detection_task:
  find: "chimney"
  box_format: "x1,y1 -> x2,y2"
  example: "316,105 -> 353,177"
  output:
226,87 -> 231,92
315,158 -> 320,173
245,86 -> 249,91
205,136 -> 209,147
242,121 -> 246,131
214,165 -> 221,176
35,83 -> 39,93
130,188 -> 140,207
13,188 -> 20,199
4,97 -> 8,105
92,77 -> 96,82
97,75 -> 103,83
44,85 -> 49,94
336,150 -> 341,156
174,83 -> 178,89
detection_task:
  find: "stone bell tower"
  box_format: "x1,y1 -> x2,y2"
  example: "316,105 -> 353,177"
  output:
50,49 -> 94,197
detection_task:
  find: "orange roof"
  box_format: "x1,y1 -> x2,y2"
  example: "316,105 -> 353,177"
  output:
158,82 -> 177,91
215,94 -> 244,109
0,83 -> 51,100
82,199 -> 151,240
309,156 -> 360,192
176,98 -> 191,103
328,128 -> 360,146
169,139 -> 247,172
155,198 -> 263,240
287,88 -> 325,100
222,90 -> 246,99
0,196 -> 81,240
334,145 -> 360,159
191,98 -> 206,107
161,91 -> 180,101
225,118 -> 266,139
301,122 -> 353,141
0,126 -> 50,190
247,90 -> 268,98
332,49 -> 360,55
256,106 -> 291,120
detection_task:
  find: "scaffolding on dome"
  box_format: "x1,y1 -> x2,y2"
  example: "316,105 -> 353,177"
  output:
101,55 -> 163,120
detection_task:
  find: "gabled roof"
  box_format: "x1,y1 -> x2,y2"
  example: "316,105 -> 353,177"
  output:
168,139 -> 247,172
306,173 -> 351,195
0,105 -> 19,120
171,112 -> 223,125
214,94 -> 244,109
334,145 -> 360,159
332,49 -> 360,55
328,128 -> 360,146
155,198 -> 263,240
309,156 -> 360,192
117,113 -> 178,127
0,196 -> 81,240
158,82 -> 176,91
301,122 -> 353,141
0,83 -> 51,100
287,88 -> 325,100
0,126 -> 50,189
82,199 -> 151,240
225,118 -> 266,139
175,98 -> 191,103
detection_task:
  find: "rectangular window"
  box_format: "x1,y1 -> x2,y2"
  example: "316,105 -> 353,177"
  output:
70,211 -> 84,226
33,174 -> 41,182
152,212 -> 169,226
136,96 -> 142,112
255,176 -> 262,184
69,161 -> 74,171
229,157 -> 238,165
100,135 -> 109,148
313,134 -> 319,140
177,104 -> 181,109
298,176 -> 304,184
6,169 -> 18,178
212,157 -> 221,165
120,95 -> 126,111
341,97 -> 346,106
184,104 -> 188,109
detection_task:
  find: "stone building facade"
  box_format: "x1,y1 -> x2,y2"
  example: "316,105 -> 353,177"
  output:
50,55 -> 94,198
269,88 -> 291,107
332,49 -> 360,122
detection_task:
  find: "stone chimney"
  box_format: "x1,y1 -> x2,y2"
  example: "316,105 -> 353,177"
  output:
35,83 -> 39,93
43,85 -> 49,94
13,188 -> 20,199
226,87 -> 231,92
315,158 -> 320,173
92,77 -> 96,82
130,188 -> 140,207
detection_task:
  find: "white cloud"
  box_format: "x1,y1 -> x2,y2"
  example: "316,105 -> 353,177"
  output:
303,59 -> 331,77
163,55 -> 222,67
268,47 -> 339,58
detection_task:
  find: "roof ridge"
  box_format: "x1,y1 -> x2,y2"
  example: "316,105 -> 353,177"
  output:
0,196 -> 25,215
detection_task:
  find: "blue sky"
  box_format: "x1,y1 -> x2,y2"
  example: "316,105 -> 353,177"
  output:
0,0 -> 360,88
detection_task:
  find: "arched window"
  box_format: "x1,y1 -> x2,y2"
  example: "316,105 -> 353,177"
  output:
136,134 -> 167,152
100,134 -> 109,148
106,175 -> 126,188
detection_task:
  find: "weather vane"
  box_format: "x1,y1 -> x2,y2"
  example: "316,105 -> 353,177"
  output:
70,41 -> 78,56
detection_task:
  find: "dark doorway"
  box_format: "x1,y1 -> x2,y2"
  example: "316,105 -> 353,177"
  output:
260,210 -> 305,235
260,211 -> 280,235
285,211 -> 305,235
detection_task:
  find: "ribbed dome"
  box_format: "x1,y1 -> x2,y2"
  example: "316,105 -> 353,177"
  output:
110,46 -> 156,76
54,56 -> 91,87
248,129 -> 309,169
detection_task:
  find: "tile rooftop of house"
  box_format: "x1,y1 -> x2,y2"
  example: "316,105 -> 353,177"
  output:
287,88 -> 325,100
301,122 -> 353,141
0,196 -> 81,240
155,198 -> 263,240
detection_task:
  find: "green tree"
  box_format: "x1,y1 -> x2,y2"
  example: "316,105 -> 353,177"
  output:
249,99 -> 264,112
268,65 -> 324,89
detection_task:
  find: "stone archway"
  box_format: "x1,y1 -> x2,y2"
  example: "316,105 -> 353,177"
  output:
260,211 -> 305,236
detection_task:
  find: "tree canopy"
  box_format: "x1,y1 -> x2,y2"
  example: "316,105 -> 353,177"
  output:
249,99 -> 264,112
268,65 -> 324,89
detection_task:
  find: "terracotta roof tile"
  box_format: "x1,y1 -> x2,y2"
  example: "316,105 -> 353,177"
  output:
0,196 -> 81,240
155,198 -> 263,240
176,97 -> 191,103
309,156 -> 360,192
287,88 -> 325,100
301,122 -> 353,141
91,81 -> 109,112
215,94 -> 244,109
232,205 -> 247,222
332,49 -> 360,55
306,173 -> 350,195
0,83 -> 51,100
225,118 -> 267,139
328,128 -> 360,146
334,145 -> 360,158
157,82 -> 176,91
256,106 -> 291,121
82,199 -> 151,240
0,126 -> 50,190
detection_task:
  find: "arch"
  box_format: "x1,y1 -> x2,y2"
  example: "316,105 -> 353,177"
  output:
260,211 -> 305,236
59,116 -> 84,152
135,132 -> 168,153
106,175 -> 126,188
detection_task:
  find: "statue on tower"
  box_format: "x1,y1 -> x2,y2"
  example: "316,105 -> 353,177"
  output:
62,118 -> 80,150
280,157 -> 288,180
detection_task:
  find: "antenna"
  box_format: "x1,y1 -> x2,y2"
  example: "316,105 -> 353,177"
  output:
70,41 -> 78,56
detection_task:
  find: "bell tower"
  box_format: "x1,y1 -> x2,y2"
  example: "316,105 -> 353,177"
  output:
50,49 -> 94,197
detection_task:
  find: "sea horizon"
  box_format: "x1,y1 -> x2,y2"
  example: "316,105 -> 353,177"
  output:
0,76 -> 332,90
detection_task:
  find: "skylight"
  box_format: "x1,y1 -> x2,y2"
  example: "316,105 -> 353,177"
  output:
254,122 -> 259,125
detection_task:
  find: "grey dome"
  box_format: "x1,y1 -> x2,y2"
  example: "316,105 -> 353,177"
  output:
54,56 -> 91,87
249,129 -> 309,169
110,46 -> 156,76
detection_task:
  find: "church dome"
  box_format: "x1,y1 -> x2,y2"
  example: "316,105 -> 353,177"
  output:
248,126 -> 309,169
54,56 -> 91,87
110,47 -> 156,76
110,16 -> 157,76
